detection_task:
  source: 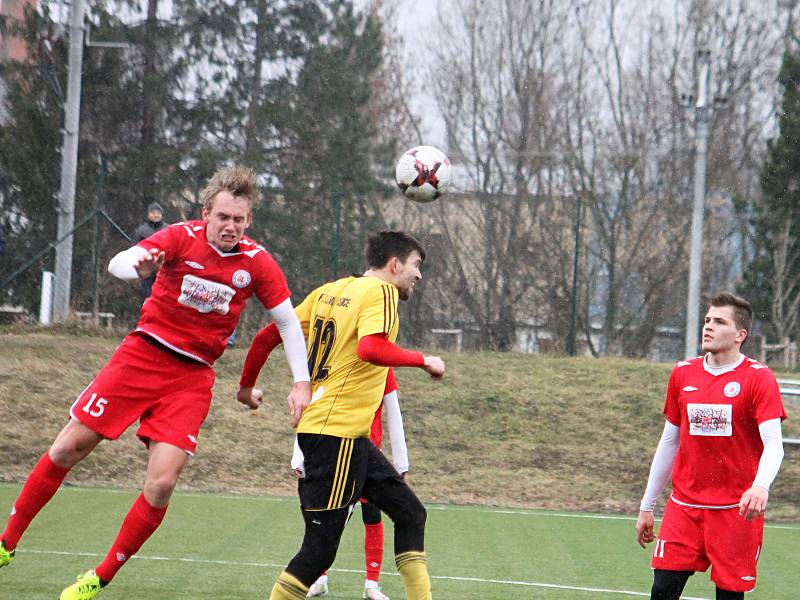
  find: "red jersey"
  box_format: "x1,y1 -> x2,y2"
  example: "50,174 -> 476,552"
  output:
664,356 -> 786,507
136,220 -> 290,365
369,368 -> 398,447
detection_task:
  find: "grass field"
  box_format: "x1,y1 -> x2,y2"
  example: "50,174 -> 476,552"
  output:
2,331 -> 799,521
1,484 -> 797,600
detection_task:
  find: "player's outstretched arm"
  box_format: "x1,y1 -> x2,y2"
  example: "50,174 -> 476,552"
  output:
422,355 -> 445,379
269,300 -> 311,425
238,323 -> 282,410
108,245 -> 163,281
357,333 -> 445,379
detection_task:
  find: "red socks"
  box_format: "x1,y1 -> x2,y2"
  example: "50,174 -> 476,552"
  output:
364,521 -> 384,582
95,493 -> 168,583
1,452 -> 70,550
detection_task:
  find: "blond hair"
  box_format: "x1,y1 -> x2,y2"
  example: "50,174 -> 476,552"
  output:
200,166 -> 261,211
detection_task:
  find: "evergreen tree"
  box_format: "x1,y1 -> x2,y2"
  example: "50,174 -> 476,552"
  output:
742,41 -> 800,343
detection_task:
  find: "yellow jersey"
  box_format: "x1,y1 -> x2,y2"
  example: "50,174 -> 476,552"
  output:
295,275 -> 399,438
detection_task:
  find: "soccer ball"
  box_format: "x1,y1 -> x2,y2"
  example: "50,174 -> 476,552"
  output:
395,145 -> 452,203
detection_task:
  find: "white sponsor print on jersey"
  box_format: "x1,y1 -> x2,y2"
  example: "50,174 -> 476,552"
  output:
723,381 -> 741,398
688,403 -> 733,436
231,269 -> 251,288
682,386 -> 698,392
184,261 -> 204,270
178,274 -> 235,315
740,576 -> 756,581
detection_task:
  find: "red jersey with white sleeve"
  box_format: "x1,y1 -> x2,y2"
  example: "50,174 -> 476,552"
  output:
137,220 -> 290,365
664,356 -> 786,508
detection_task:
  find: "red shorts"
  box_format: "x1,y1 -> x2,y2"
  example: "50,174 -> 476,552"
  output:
652,499 -> 764,592
69,333 -> 215,454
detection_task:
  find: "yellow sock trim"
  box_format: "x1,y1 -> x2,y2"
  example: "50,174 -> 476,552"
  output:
269,571 -> 309,600
396,551 -> 431,600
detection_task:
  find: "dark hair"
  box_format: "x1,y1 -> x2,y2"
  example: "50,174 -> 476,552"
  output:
709,292 -> 753,336
365,231 -> 426,268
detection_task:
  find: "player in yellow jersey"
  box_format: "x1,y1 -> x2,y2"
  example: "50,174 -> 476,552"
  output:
242,231 -> 444,600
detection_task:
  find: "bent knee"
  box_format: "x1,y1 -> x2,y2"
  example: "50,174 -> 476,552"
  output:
49,427 -> 101,467
144,473 -> 180,504
396,501 -> 426,531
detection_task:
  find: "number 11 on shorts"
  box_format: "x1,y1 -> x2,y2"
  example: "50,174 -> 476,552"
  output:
82,393 -> 108,417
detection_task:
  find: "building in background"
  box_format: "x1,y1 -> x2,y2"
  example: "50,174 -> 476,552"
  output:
0,0 -> 37,122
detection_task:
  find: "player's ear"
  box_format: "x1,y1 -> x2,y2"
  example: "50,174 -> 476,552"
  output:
201,206 -> 210,221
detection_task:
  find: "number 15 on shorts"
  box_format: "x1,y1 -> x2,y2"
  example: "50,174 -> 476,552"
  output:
82,393 -> 108,417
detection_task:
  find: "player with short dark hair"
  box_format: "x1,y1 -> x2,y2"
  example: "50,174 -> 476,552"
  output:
240,324 -> 409,600
238,230 -> 444,600
635,292 -> 786,600
301,371 -> 406,600
0,166 -> 312,600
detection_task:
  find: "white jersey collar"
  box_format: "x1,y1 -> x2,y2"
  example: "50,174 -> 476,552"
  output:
703,353 -> 745,376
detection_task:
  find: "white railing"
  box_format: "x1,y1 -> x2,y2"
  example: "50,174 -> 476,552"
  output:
777,379 -> 800,445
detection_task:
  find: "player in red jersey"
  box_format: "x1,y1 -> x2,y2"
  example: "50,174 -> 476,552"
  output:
239,325 -> 409,600
0,166 -> 312,600
635,292 -> 786,600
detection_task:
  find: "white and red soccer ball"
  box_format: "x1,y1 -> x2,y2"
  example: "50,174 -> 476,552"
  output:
394,145 -> 452,203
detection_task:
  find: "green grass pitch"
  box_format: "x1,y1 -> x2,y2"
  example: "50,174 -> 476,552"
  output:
0,484 -> 797,599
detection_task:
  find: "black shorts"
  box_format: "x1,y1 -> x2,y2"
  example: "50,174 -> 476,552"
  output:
297,433 -> 401,511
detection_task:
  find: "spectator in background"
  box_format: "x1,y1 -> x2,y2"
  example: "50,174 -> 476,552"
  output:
0,222 -> 6,257
134,202 -> 168,302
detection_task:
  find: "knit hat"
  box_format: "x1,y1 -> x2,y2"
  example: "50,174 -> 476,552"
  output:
147,202 -> 164,214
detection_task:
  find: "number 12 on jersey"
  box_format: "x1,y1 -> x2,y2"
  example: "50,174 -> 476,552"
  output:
308,318 -> 336,383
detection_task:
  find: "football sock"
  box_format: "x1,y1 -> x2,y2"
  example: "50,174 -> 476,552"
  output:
364,521 -> 384,582
396,551 -> 431,600
715,588 -> 744,600
1,452 -> 70,550
270,571 -> 309,600
651,569 -> 693,599
95,493 -> 167,583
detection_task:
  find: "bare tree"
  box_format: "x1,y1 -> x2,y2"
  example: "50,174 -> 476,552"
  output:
427,0 -> 575,351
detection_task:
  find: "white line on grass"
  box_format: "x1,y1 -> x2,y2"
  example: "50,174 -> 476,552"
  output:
20,549 -> 710,599
3,484 -> 798,531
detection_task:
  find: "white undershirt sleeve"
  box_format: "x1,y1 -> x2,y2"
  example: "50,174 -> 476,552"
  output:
640,420 -> 680,512
268,298 -> 311,383
107,246 -> 149,281
383,389 -> 409,474
290,436 -> 305,476
753,418 -> 784,490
